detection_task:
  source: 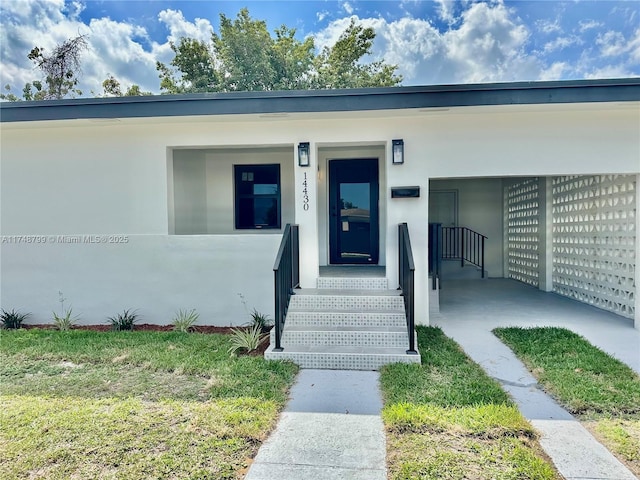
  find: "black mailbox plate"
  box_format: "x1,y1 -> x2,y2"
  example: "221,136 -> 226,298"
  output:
391,186 -> 420,198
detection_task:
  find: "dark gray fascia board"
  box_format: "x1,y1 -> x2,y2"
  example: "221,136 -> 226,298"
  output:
1,78 -> 639,123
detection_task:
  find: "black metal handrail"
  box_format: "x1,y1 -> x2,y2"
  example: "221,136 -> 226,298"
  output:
398,223 -> 418,355
273,224 -> 300,352
428,223 -> 442,290
441,226 -> 487,277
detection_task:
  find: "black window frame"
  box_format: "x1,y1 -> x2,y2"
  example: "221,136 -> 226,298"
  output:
234,164 -> 282,230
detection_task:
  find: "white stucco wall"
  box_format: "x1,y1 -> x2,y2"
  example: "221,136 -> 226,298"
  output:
1,101 -> 638,325
1,235 -> 279,326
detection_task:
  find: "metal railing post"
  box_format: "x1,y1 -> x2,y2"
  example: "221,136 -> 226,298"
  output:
398,223 -> 418,355
460,227 -> 465,267
481,235 -> 485,278
273,224 -> 300,353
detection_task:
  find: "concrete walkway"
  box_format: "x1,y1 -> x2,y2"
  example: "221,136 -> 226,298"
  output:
244,370 -> 386,480
433,279 -> 639,480
247,279 -> 638,479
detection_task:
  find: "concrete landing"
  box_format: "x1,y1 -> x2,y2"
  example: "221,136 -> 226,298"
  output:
244,370 -> 386,480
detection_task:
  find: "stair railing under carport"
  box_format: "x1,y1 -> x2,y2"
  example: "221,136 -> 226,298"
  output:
398,223 -> 418,355
273,224 -> 300,352
441,226 -> 487,278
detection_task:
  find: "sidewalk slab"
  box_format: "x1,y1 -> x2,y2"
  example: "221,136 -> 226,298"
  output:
244,370 -> 386,480
531,419 -> 638,480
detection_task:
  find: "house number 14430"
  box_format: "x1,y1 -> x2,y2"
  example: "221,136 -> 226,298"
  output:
302,172 -> 310,211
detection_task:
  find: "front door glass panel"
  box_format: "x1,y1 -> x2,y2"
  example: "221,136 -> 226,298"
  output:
339,183 -> 371,260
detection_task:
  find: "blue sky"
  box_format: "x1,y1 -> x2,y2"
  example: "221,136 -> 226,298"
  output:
1,0 -> 639,97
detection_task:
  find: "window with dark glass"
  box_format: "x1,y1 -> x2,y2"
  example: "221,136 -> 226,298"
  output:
234,164 -> 281,229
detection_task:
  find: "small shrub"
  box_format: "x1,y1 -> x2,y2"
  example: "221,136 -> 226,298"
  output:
0,309 -> 30,329
249,309 -> 272,333
53,308 -> 78,331
108,309 -> 138,331
172,308 -> 199,332
228,324 -> 267,356
238,293 -> 272,333
53,291 -> 79,330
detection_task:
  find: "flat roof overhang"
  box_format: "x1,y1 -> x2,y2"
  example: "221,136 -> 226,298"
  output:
1,78 -> 639,123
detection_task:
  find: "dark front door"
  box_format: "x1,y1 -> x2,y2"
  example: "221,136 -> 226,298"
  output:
329,159 -> 379,264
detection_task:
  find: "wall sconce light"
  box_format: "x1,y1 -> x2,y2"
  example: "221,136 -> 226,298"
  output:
392,139 -> 404,165
298,142 -> 310,167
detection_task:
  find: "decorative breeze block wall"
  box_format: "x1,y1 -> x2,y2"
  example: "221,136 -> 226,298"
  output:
552,175 -> 636,319
506,178 -> 540,287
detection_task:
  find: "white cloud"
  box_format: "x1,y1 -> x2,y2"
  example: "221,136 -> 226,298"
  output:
597,30 -> 628,56
579,20 -> 603,33
82,17 -> 159,94
342,2 -> 354,15
543,35 -> 581,54
332,1 -> 540,84
595,28 -> 640,68
157,9 -> 213,44
536,19 -> 562,35
434,0 -> 456,24
539,61 -> 568,81
585,64 -> 636,79
317,11 -> 329,22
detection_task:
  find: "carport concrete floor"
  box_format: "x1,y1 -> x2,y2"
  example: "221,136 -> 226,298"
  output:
433,278 -> 639,480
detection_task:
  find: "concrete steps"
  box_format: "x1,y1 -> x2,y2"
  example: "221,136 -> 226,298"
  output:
264,276 -> 421,370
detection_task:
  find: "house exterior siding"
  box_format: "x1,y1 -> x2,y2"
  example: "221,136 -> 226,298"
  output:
1,80 -> 638,328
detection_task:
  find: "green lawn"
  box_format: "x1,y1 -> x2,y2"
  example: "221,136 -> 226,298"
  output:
0,329 -> 298,479
494,326 -> 640,476
380,326 -> 560,480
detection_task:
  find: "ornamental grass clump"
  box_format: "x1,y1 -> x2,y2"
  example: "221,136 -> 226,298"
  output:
172,309 -> 199,332
1,309 -> 30,329
108,309 -> 138,331
249,309 -> 272,333
228,324 -> 266,356
52,291 -> 79,331
53,309 -> 78,331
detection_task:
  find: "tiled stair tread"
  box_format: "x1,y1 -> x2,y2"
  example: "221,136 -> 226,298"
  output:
285,315 -> 407,328
286,312 -> 406,319
282,325 -> 408,333
294,288 -> 402,296
288,306 -> 405,313
316,278 -> 389,290
267,344 -> 419,355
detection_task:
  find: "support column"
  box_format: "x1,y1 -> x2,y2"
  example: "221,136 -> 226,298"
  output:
503,181 -> 510,279
385,141 -> 429,325
538,177 -> 554,292
294,142 -> 319,288
635,174 -> 639,329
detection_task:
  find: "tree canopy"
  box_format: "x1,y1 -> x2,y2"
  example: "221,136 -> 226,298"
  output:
158,8 -> 401,93
1,34 -> 88,101
2,8 -> 401,101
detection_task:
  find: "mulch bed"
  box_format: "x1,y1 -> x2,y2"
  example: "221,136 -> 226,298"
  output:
23,324 -> 270,356
25,323 -> 238,334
